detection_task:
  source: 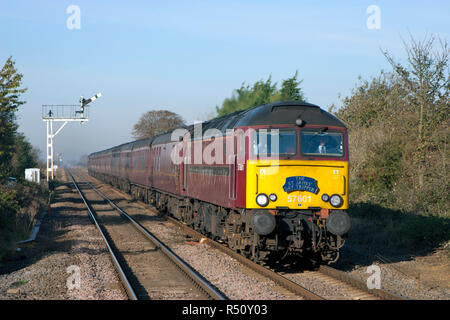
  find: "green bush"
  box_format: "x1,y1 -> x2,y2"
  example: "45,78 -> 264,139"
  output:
0,186 -> 20,260
357,136 -> 403,199
0,182 -> 48,261
336,35 -> 449,220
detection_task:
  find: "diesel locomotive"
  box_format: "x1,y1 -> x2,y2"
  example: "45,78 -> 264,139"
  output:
88,101 -> 351,264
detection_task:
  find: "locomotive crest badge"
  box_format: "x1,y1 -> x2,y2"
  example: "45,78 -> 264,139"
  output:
283,176 -> 319,194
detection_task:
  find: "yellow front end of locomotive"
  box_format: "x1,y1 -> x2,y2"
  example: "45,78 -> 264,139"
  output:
246,160 -> 349,210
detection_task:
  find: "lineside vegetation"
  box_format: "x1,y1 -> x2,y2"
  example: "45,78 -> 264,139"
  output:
0,57 -> 47,261
334,35 -> 449,252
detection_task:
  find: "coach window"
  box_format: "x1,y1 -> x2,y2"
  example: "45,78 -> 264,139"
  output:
158,148 -> 161,171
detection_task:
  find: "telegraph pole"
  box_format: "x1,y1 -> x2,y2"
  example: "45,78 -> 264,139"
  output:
42,93 -> 101,181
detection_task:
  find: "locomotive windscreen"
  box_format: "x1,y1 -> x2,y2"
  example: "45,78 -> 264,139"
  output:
250,129 -> 297,156
300,131 -> 344,157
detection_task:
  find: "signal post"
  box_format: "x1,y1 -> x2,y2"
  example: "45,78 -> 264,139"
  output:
42,93 -> 101,181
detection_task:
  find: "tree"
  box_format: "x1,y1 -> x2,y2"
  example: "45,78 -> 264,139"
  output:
216,77 -> 277,117
382,35 -> 449,188
335,35 -> 449,216
0,57 -> 27,180
215,72 -> 306,117
132,110 -> 186,139
280,70 -> 306,101
10,133 -> 39,179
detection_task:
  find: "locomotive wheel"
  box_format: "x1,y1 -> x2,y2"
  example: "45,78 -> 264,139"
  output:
156,194 -> 167,214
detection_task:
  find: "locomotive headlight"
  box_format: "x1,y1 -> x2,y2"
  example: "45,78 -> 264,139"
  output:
330,194 -> 343,208
321,194 -> 330,202
256,194 -> 269,207
269,193 -> 277,202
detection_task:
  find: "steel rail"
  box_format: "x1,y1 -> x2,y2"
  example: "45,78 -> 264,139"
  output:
74,173 -> 227,301
79,169 -> 322,300
80,169 -> 406,300
165,217 -> 324,300
169,215 -> 407,300
67,169 -> 138,300
318,265 -> 406,300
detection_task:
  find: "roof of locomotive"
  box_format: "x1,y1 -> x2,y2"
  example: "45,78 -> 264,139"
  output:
149,101 -> 345,144
89,101 -> 345,157
233,101 -> 345,128
200,101 -> 340,131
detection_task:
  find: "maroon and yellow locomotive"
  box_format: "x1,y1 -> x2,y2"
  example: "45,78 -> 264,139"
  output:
88,101 -> 350,263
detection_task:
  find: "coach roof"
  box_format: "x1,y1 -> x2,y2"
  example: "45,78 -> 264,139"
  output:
89,101 -> 346,156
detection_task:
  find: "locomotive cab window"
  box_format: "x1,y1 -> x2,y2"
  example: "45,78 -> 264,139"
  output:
251,129 -> 297,157
300,130 -> 344,157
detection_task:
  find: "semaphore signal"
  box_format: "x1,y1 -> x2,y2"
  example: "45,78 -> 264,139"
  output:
42,92 -> 102,182
76,93 -> 102,116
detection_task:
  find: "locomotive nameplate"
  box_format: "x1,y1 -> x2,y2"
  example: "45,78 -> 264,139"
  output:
187,165 -> 230,176
283,176 -> 319,194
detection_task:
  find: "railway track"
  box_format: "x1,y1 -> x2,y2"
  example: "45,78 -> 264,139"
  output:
165,216 -> 405,300
67,169 -> 227,300
75,168 -> 406,300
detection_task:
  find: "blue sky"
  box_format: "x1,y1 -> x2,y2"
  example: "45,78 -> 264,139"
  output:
1,0 -> 448,161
